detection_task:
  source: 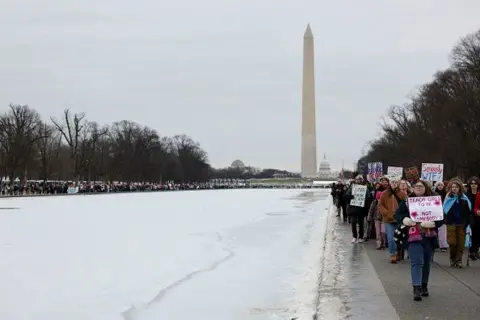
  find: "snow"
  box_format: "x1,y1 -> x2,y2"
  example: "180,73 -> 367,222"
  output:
0,189 -> 331,320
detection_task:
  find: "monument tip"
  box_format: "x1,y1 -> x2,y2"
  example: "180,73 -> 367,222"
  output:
304,23 -> 313,37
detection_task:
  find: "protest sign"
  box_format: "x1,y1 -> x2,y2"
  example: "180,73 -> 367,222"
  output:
421,163 -> 444,182
405,166 -> 419,182
367,162 -> 383,182
67,186 -> 79,194
408,196 -> 443,222
387,166 -> 403,179
350,184 -> 367,207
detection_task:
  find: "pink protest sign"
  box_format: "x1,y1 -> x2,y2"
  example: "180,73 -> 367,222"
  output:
408,196 -> 444,222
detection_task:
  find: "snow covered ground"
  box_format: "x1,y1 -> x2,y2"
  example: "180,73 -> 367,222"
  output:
0,189 -> 331,320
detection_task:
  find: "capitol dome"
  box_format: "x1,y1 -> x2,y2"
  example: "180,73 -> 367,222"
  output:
318,154 -> 331,175
230,160 -> 246,168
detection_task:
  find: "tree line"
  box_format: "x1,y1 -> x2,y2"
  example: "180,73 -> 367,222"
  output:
359,29 -> 480,180
0,106 -> 210,183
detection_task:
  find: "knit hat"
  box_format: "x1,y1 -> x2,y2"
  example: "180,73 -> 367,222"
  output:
379,176 -> 389,182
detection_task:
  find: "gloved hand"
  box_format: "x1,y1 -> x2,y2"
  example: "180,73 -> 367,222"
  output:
420,221 -> 436,229
403,217 -> 416,226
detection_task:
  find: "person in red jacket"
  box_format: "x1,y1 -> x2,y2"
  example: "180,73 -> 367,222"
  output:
472,189 -> 480,259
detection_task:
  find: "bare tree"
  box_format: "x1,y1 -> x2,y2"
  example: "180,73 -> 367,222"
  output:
0,104 -> 43,182
35,122 -> 62,181
0,107 -> 210,183
361,28 -> 480,179
50,109 -> 86,180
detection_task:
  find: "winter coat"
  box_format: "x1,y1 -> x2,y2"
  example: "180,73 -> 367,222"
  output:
344,183 -> 370,217
444,193 -> 472,227
378,187 -> 402,224
473,192 -> 480,229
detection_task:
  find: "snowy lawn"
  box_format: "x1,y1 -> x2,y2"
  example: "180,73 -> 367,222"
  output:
0,189 -> 330,320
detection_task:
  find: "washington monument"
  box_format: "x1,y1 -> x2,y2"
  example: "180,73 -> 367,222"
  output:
301,24 -> 317,178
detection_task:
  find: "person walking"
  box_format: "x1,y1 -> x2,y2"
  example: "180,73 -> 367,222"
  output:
466,177 -> 479,260
434,181 -> 448,252
345,175 -> 370,243
396,180 -> 442,301
378,177 -> 402,263
443,178 -> 472,268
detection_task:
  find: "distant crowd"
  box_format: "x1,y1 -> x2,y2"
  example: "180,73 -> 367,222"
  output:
0,180 -> 329,196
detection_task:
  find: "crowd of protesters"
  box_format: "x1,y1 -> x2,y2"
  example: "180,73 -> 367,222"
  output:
331,174 -> 480,302
0,179 -> 330,196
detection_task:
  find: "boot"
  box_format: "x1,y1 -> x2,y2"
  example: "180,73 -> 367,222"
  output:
396,250 -> 403,261
390,255 -> 397,264
421,283 -> 429,297
413,286 -> 422,301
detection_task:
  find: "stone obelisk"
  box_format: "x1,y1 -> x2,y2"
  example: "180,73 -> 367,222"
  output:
301,24 -> 317,178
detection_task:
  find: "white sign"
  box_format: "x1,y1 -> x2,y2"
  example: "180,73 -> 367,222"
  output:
67,186 -> 79,194
421,163 -> 444,182
387,166 -> 403,179
408,196 -> 443,222
350,184 -> 367,207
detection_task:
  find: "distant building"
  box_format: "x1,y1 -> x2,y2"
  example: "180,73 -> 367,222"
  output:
230,160 -> 245,169
317,154 -> 339,180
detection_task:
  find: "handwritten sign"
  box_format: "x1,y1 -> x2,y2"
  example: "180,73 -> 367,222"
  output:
421,163 -> 443,182
350,184 -> 367,207
408,196 -> 443,222
367,162 -> 383,182
387,166 -> 403,179
405,166 -> 419,182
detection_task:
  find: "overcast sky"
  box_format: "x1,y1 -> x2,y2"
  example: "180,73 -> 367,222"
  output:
1,1 -> 479,172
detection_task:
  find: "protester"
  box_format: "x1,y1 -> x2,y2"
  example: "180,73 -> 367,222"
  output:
378,177 -> 402,263
332,180 -> 347,221
345,175 -> 370,243
434,181 -> 449,252
473,189 -> 480,259
466,177 -> 480,260
396,179 -> 441,301
443,178 -> 472,268
368,189 -> 386,249
399,179 -> 413,196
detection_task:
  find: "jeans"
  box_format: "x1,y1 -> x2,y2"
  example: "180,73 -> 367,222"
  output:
351,215 -> 364,239
375,220 -> 386,248
408,241 -> 433,286
384,223 -> 398,257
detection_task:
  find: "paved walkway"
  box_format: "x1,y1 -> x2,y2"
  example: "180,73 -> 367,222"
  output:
314,209 -> 399,319
363,227 -> 480,319
321,206 -> 480,320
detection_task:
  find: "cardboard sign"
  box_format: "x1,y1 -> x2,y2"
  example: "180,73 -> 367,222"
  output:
405,166 -> 419,182
408,196 -> 443,222
421,163 -> 444,182
350,184 -> 367,207
387,166 -> 403,179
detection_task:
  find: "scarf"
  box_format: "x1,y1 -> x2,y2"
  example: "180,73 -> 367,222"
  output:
443,193 -> 471,215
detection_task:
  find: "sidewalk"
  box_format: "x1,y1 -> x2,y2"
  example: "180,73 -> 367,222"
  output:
362,226 -> 480,319
313,210 -> 399,319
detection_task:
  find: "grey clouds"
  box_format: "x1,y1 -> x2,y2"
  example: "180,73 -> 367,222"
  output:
1,0 -> 480,171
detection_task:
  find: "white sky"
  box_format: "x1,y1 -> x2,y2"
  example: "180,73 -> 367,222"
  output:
1,0 -> 479,171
